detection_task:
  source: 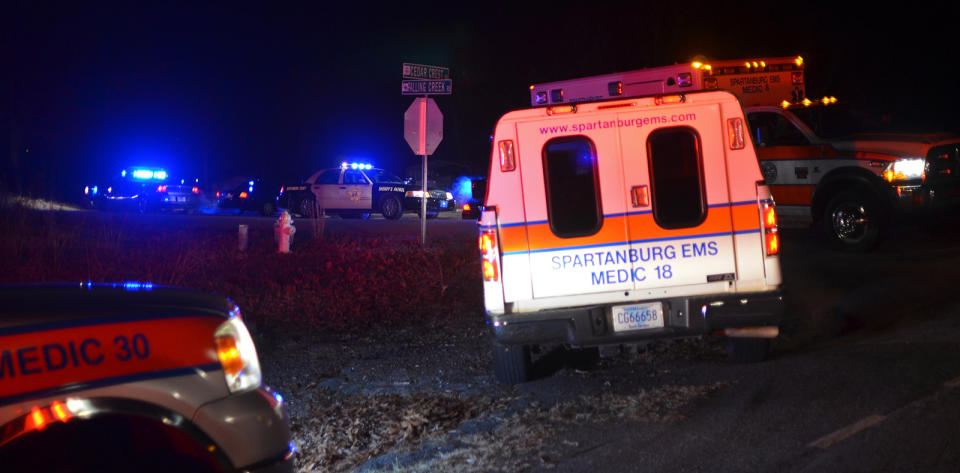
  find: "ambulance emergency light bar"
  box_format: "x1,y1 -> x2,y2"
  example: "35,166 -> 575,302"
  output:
122,168 -> 168,180
341,162 -> 373,170
530,56 -> 805,107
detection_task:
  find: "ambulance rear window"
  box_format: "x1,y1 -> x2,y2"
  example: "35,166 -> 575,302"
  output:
542,137 -> 602,238
647,127 -> 706,229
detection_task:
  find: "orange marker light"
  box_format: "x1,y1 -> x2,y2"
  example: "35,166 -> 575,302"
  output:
50,401 -> 72,422
498,140 -> 516,172
29,406 -> 49,432
215,337 -> 244,376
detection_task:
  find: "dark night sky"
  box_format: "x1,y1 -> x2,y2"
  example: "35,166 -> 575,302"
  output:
4,2 -> 960,199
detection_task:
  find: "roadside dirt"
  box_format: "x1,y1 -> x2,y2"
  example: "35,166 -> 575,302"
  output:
256,310 -> 734,473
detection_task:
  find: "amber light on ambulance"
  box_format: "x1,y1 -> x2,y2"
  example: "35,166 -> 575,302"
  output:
214,311 -> 261,393
479,230 -> 499,281
761,202 -> 779,256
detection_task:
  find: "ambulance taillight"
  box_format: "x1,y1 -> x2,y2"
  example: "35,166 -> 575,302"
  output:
479,230 -> 499,281
761,202 -> 779,256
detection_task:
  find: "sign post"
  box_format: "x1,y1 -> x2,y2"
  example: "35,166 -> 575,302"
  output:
402,63 -> 449,246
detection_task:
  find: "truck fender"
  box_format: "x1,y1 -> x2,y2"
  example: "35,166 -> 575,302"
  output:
810,167 -> 896,222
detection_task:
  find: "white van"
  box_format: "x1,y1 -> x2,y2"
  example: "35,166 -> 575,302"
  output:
479,90 -> 784,384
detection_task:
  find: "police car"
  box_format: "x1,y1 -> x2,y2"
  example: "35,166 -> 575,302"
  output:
84,168 -> 204,213
279,163 -> 407,219
216,177 -> 280,216
0,282 -> 295,473
402,180 -> 457,218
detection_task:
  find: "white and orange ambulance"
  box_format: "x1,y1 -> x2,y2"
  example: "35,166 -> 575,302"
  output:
530,56 -> 806,108
480,90 -> 784,384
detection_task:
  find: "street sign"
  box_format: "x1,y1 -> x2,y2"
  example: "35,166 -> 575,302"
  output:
404,97 -> 443,156
401,79 -> 452,95
402,63 -> 449,80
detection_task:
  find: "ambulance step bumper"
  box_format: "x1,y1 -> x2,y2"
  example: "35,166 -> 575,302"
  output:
488,291 -> 783,347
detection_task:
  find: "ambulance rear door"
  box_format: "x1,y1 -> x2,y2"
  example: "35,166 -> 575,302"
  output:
615,98 -> 738,292
515,111 -> 634,299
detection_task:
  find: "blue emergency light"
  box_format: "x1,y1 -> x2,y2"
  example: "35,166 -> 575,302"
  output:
126,168 -> 167,180
341,162 -> 373,170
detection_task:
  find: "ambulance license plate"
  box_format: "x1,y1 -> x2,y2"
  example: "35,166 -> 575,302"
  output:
611,302 -> 664,332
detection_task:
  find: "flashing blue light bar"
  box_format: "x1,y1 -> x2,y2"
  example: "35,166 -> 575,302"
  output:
119,281 -> 154,291
340,162 -> 373,170
128,168 -> 167,180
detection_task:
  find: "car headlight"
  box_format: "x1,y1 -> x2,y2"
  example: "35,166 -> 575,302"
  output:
214,311 -> 261,393
883,158 -> 924,183
445,192 -> 453,200
405,190 -> 426,198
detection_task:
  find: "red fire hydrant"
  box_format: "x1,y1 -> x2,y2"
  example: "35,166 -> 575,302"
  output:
274,210 -> 296,253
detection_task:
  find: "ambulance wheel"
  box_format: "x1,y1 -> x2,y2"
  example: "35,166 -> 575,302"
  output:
493,342 -> 533,384
823,191 -> 881,252
380,195 -> 402,220
298,198 -> 316,218
726,337 -> 770,363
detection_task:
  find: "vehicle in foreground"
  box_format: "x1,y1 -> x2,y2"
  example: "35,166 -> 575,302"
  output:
0,282 -> 295,473
481,90 -> 784,384
278,163 -> 406,219
84,167 -> 204,213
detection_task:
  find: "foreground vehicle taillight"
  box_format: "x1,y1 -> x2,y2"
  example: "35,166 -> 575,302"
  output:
761,201 -> 779,256
215,308 -> 261,393
156,185 -> 167,192
192,186 -> 200,194
479,230 -> 499,281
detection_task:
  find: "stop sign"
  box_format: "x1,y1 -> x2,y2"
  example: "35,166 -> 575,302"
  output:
404,98 -> 443,155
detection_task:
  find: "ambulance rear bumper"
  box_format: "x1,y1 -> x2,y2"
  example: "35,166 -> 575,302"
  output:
488,290 -> 783,347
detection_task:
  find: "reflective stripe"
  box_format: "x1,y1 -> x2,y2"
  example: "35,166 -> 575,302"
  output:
0,316 -> 222,405
498,201 -> 761,255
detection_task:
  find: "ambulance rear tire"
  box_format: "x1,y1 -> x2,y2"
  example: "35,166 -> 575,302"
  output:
823,191 -> 881,252
726,337 -> 770,363
380,195 -> 402,220
493,342 -> 533,384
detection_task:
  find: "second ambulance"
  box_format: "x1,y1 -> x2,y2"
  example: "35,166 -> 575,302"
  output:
480,90 -> 784,384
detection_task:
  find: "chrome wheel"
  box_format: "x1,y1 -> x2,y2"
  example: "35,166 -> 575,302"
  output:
830,201 -> 869,243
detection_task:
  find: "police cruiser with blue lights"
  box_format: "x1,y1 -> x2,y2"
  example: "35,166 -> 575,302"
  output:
84,167 -> 204,213
279,162 -> 410,219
